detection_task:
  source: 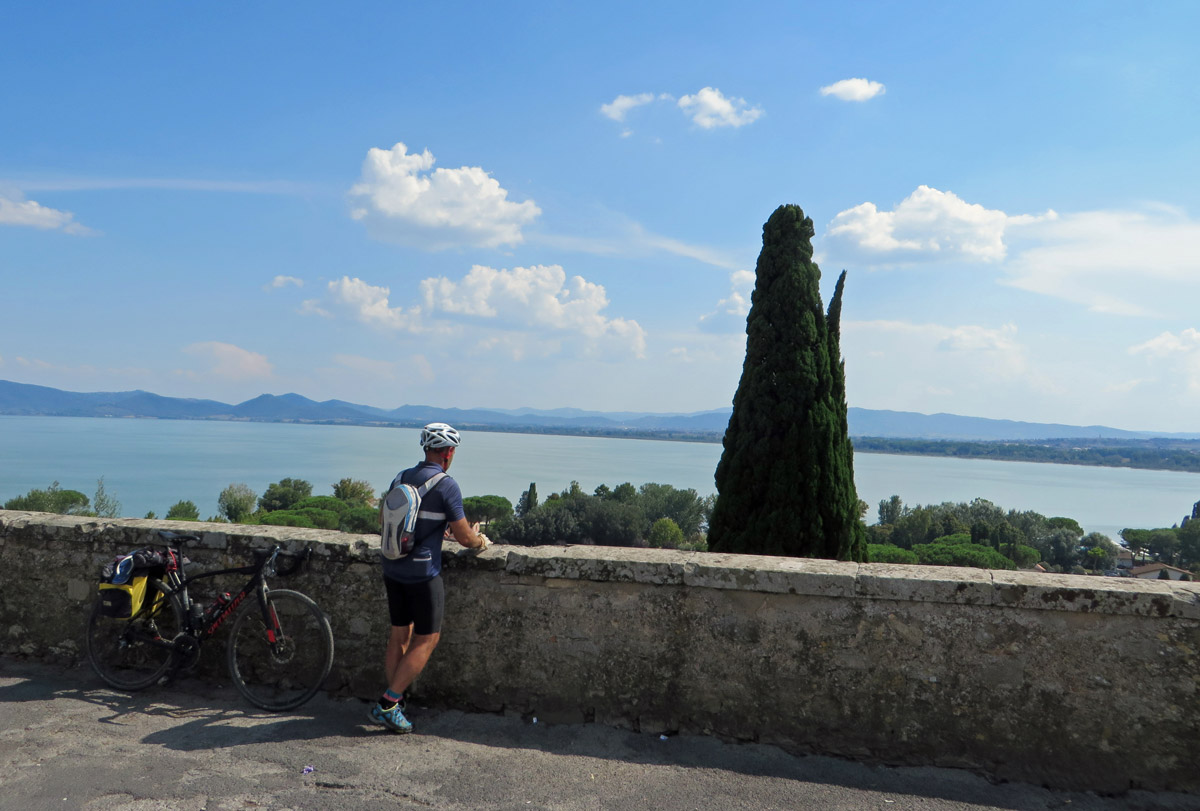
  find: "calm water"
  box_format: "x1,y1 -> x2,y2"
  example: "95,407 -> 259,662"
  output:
2,416 -> 1198,538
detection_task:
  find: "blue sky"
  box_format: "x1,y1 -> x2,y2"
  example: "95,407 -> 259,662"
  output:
3,2 -> 1200,432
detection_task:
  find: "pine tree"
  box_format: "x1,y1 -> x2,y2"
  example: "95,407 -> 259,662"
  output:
708,205 -> 865,560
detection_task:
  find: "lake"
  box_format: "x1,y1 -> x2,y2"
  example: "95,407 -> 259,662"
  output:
2,416 -> 1197,539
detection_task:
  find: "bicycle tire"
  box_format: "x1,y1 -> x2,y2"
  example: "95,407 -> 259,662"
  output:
226,589 -> 334,711
86,577 -> 183,691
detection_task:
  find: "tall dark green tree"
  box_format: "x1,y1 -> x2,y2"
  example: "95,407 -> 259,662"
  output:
708,205 -> 865,561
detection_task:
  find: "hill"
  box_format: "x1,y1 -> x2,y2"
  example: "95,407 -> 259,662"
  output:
1,379 -> 1197,442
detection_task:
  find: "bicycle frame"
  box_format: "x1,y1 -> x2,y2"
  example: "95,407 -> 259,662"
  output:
156,535 -> 308,647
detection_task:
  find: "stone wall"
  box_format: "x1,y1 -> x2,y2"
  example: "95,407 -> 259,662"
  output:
2,510 -> 1198,794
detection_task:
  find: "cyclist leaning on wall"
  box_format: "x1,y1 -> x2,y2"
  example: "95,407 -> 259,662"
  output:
368,422 -> 490,734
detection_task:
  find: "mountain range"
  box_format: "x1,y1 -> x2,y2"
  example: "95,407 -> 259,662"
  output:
2,379 -> 1198,441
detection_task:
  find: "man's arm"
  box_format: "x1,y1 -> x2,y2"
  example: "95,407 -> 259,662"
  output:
447,517 -> 490,550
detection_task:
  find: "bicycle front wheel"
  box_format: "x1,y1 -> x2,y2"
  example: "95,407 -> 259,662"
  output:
227,589 -> 334,711
86,577 -> 183,691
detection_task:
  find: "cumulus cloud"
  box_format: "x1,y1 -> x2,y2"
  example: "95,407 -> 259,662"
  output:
348,142 -> 541,250
313,266 -> 645,359
422,264 -> 646,357
847,320 -> 1032,383
825,186 -> 1055,265
267,275 -> 303,289
182,342 -> 272,380
820,78 -> 886,101
324,276 -> 427,333
677,87 -> 763,129
0,193 -> 95,235
699,269 -> 755,332
600,93 -> 656,122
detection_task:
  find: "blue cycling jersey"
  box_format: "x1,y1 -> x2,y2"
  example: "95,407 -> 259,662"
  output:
381,461 -> 464,584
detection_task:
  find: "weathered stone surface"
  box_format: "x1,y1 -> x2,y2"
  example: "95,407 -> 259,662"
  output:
2,510 -> 1198,795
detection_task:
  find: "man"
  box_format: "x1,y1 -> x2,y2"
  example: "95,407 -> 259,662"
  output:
369,422 -> 490,733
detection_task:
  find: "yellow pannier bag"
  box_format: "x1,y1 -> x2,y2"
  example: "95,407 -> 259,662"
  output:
98,575 -> 149,619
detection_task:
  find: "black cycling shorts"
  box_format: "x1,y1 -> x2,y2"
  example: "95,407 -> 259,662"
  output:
383,575 -> 445,636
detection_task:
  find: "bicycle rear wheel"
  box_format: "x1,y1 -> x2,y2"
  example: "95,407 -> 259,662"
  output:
227,589 -> 334,711
86,578 -> 182,691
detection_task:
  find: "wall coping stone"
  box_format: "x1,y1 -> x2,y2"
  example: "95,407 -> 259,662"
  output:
2,510 -> 1197,618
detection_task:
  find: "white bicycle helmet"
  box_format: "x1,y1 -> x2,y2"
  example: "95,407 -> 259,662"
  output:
420,422 -> 461,449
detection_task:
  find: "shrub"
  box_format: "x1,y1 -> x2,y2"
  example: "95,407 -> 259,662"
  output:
165,500 -> 200,521
294,496 -> 349,515
867,544 -> 919,564
259,511 -> 316,528
647,517 -> 685,549
913,541 -> 1016,570
340,506 -> 379,534
294,507 -> 339,530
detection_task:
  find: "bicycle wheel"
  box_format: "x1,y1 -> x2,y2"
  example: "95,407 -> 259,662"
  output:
86,578 -> 182,691
227,589 -> 334,711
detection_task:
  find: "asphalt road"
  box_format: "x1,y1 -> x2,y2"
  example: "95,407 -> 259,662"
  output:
1,658 -> 1196,811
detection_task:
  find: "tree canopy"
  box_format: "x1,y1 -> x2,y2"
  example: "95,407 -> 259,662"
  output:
708,204 -> 864,561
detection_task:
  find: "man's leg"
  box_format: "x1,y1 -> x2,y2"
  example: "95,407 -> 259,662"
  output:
386,632 -> 441,696
385,624 -> 412,686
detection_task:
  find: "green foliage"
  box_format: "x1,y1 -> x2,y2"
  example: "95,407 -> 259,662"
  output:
851,437 -> 1200,473
878,495 -> 905,526
709,205 -> 863,561
165,500 -> 200,521
1011,544 -> 1041,569
912,540 -> 1016,570
516,483 -> 539,517
92,476 -> 121,518
293,507 -> 339,530
340,506 -> 379,534
638,483 -> 706,537
1080,532 -> 1118,570
867,544 -> 919,564
294,495 -> 350,515
332,477 -> 376,506
493,506 -> 580,546
1178,520 -> 1200,568
648,517 -> 685,548
259,511 -> 316,528
217,483 -> 257,523
4,481 -> 91,515
258,478 -> 313,513
463,495 -> 514,525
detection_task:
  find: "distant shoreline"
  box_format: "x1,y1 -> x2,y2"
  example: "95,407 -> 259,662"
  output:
7,413 -> 1200,474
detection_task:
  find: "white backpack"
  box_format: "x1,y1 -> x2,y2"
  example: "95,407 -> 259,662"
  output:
380,472 -> 447,560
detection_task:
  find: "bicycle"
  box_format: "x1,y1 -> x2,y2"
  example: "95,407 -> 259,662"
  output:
86,530 -> 334,711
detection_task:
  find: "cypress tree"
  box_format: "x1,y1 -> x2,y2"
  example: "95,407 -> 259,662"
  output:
708,205 -> 865,561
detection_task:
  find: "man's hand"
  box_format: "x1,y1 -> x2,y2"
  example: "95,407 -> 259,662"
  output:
474,532 -> 492,551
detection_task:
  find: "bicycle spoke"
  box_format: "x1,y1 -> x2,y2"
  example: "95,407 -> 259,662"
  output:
226,590 -> 333,711
86,579 -> 182,691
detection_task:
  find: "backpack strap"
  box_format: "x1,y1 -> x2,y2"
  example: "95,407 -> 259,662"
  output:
414,472 -> 448,521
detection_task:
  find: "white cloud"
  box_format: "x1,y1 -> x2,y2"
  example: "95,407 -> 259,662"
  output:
181,342 -> 272,380
699,269 -> 755,332
325,276 -> 427,333
0,193 -> 95,235
677,87 -> 763,129
820,78 -> 886,102
846,319 -> 1033,386
267,275 -> 303,289
1000,208 -> 1200,316
314,266 -> 645,359
1129,329 -> 1200,357
1129,329 -> 1200,393
348,142 -> 541,250
825,186 -> 1055,265
422,264 -> 646,357
600,93 -> 656,122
